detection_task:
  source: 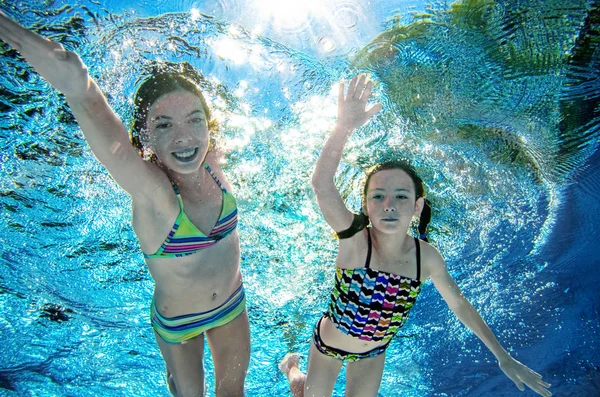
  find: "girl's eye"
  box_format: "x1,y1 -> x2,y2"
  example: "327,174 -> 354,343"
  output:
397,195 -> 408,199
190,117 -> 204,123
372,194 -> 383,200
155,123 -> 171,130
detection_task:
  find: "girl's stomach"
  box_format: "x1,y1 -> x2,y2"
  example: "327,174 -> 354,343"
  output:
147,234 -> 242,316
318,315 -> 390,353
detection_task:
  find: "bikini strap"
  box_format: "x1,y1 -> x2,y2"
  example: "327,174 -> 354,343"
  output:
169,181 -> 185,210
365,228 -> 373,268
168,164 -> 225,213
414,237 -> 421,281
204,163 -> 226,191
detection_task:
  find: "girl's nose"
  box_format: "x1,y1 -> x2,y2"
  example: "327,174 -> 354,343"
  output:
174,127 -> 194,144
384,199 -> 396,212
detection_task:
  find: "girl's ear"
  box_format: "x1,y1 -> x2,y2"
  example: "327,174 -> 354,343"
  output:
414,197 -> 425,217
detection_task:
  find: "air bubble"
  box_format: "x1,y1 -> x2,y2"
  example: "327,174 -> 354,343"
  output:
333,5 -> 359,29
318,37 -> 337,53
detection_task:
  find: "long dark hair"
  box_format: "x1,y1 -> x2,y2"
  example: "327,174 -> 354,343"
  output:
129,62 -> 218,159
337,160 -> 431,240
362,161 -> 425,203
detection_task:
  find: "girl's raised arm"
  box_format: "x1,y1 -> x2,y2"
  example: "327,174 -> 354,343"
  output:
427,248 -> 552,397
0,11 -> 165,200
311,75 -> 382,232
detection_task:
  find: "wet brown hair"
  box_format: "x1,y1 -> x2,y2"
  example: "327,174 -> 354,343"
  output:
362,160 -> 426,204
129,62 -> 218,158
337,160 -> 430,239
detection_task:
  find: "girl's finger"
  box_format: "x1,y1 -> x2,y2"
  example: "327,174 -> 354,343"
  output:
510,374 -> 525,391
528,369 -> 542,379
360,80 -> 373,101
366,102 -> 382,118
348,75 -> 359,96
352,74 -> 366,99
338,81 -> 345,103
529,382 -> 551,397
537,379 -> 551,388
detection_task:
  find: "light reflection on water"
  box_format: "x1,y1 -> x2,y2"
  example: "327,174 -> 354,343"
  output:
0,0 -> 599,396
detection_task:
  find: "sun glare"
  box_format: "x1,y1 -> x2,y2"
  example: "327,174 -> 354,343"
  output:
244,0 -> 368,55
190,8 -> 202,21
211,37 -> 248,64
191,1 -> 368,55
253,0 -> 318,30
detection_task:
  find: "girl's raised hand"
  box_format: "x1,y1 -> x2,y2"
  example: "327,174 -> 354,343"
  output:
499,356 -> 552,397
0,10 -> 90,98
337,74 -> 382,131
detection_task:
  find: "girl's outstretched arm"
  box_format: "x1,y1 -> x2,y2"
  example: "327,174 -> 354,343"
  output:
0,11 -> 166,200
311,74 -> 382,232
426,247 -> 552,396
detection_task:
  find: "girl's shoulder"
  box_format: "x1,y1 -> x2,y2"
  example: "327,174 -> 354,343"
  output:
336,227 -> 370,268
417,239 -> 446,280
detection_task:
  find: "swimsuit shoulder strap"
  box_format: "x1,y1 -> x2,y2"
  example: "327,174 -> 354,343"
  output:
204,162 -> 226,192
414,237 -> 421,281
169,180 -> 185,210
365,228 -> 373,268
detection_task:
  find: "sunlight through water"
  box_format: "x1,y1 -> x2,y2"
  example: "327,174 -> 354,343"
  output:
0,0 -> 599,396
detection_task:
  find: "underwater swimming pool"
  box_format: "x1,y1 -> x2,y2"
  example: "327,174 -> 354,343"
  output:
0,0 -> 599,396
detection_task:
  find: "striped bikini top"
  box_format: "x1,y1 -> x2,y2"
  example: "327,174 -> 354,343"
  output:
144,163 -> 238,259
327,228 -> 423,342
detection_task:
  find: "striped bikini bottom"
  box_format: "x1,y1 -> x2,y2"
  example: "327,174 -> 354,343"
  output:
312,315 -> 391,363
150,284 -> 246,344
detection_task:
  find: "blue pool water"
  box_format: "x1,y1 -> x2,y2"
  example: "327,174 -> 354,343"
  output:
1,0 -> 599,396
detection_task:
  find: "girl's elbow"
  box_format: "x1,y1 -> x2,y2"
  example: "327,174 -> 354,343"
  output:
311,174 -> 329,192
449,297 -> 472,314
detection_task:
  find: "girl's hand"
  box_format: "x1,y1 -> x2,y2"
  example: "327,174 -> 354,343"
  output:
499,356 -> 552,396
336,74 -> 382,131
0,11 -> 90,98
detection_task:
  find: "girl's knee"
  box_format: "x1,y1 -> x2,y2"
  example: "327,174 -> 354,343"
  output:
167,371 -> 177,396
170,372 -> 205,397
215,365 -> 246,393
173,384 -> 205,397
215,382 -> 244,397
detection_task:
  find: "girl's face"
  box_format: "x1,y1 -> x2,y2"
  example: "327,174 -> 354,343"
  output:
142,90 -> 209,174
363,169 -> 424,234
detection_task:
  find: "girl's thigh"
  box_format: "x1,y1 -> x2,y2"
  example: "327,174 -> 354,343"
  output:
304,342 -> 344,397
154,331 -> 207,396
205,309 -> 251,395
345,352 -> 386,397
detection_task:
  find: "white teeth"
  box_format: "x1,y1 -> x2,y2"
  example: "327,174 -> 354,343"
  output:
174,149 -> 195,159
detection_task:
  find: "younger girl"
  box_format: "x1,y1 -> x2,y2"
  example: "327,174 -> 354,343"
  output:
280,75 -> 551,397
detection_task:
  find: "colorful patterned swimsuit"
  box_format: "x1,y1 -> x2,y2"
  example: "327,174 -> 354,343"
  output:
143,162 -> 238,259
144,163 -> 245,344
313,227 -> 423,361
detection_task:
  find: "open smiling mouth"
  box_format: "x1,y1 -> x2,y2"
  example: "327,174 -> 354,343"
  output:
172,148 -> 199,163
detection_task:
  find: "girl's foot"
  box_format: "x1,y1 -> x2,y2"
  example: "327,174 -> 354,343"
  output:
279,353 -> 301,375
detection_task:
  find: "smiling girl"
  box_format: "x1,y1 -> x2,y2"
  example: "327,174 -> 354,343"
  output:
0,12 -> 249,397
